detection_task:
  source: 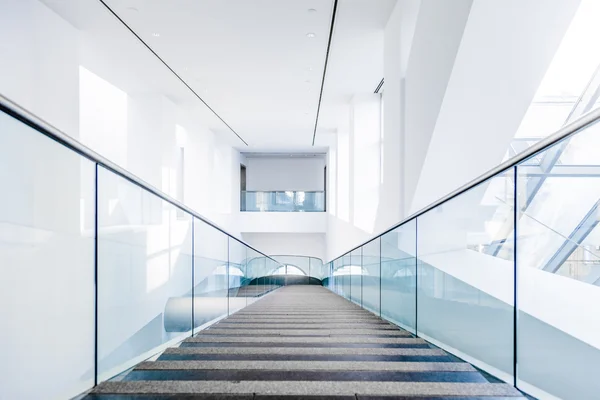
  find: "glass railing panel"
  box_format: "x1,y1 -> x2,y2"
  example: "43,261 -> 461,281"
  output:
516,125 -> 600,398
97,166 -> 193,382
192,218 -> 228,330
241,191 -> 325,212
350,248 -> 363,306
332,258 -> 341,294
268,255 -> 326,281
309,257 -> 326,280
322,261 -> 331,289
271,255 -> 310,279
417,169 -> 515,383
0,110 -> 96,400
333,256 -> 348,298
228,239 -> 248,314
245,250 -> 258,305
362,239 -> 381,315
331,260 -> 337,292
246,251 -> 267,304
343,253 -> 352,300
381,221 -> 417,333
266,258 -> 280,291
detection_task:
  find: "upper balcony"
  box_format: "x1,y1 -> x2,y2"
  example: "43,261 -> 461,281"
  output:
241,190 -> 325,212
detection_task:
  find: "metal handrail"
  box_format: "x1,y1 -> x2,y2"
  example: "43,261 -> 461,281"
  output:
0,93 -> 279,264
328,106 -> 600,262
242,190 -> 324,193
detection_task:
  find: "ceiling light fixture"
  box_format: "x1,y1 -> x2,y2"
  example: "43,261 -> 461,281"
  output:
152,32 -> 160,37
308,8 -> 317,13
306,32 -> 316,38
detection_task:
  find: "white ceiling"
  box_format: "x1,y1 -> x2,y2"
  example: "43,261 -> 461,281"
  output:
104,0 -> 335,150
42,0 -> 396,151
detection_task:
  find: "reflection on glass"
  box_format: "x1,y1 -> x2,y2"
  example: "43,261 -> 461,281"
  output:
516,121 -> 600,399
417,170 -> 515,383
0,110 -> 95,400
362,239 -> 381,315
350,248 -> 363,306
332,259 -> 342,295
272,265 -> 306,275
381,222 -> 416,333
509,0 -> 600,157
97,166 -> 193,382
241,191 -> 325,212
192,219 -> 228,331
342,254 -> 352,300
228,239 -> 248,314
246,250 -> 270,304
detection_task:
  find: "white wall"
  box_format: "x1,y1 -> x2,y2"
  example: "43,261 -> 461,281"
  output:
242,232 -> 326,261
240,212 -> 327,234
0,1 -> 249,398
325,0 -> 582,262
410,0 -> 581,213
245,157 -> 325,192
0,0 -> 243,234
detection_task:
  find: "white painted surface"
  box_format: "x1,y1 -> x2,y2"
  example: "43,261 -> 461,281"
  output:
402,0 -> 473,216
380,0 -> 404,224
242,233 -> 326,261
245,157 -> 325,192
239,212 -> 327,234
351,94 -> 382,233
101,0 -> 335,148
0,0 -> 245,235
410,0 -> 582,213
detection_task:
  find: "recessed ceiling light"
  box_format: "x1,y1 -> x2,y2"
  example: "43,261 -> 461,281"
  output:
307,66 -> 314,71
308,8 -> 317,13
127,6 -> 139,12
306,32 -> 316,38
152,32 -> 160,37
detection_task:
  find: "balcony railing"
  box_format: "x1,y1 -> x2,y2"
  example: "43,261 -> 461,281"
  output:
241,190 -> 325,212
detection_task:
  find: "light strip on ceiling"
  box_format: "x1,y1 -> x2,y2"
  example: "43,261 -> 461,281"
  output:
311,0 -> 339,147
97,0 -> 249,146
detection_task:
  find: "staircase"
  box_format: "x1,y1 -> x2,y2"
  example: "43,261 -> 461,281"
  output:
86,285 -> 526,399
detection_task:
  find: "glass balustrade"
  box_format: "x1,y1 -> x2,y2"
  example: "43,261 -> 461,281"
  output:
5,67 -> 600,399
326,113 -> 600,400
0,106 -> 282,399
241,190 -> 325,212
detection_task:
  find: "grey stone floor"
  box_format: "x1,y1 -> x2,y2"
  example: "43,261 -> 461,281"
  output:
86,285 -> 527,399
